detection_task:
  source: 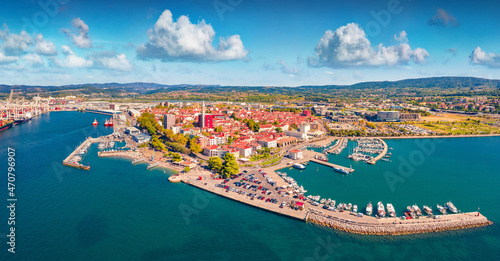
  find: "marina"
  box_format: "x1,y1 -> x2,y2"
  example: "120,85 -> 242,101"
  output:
2,110 -> 500,260
345,138 -> 388,164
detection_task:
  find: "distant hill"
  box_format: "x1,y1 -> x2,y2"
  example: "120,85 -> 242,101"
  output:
1,77 -> 499,94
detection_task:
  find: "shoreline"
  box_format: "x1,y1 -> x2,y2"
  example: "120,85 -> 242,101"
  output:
97,149 -> 181,174
374,134 -> 500,139
182,173 -> 493,236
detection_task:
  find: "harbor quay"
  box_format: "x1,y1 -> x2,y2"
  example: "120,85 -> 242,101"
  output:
180,168 -> 492,236
62,125 -> 492,236
62,137 -> 102,170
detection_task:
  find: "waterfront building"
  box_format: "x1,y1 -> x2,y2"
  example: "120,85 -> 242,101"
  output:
125,127 -> 140,135
288,149 -> 303,160
132,133 -> 151,144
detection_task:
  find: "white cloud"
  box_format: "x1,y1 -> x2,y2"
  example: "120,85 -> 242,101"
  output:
91,51 -> 132,71
469,47 -> 500,68
22,53 -> 43,66
394,31 -> 407,42
0,25 -> 32,56
63,18 -> 92,49
277,59 -> 302,77
0,52 -> 18,64
308,23 -> 429,68
137,9 -> 248,61
34,34 -> 57,56
54,45 -> 93,68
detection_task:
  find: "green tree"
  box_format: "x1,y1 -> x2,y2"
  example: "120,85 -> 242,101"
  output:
189,138 -> 202,154
214,126 -> 223,132
222,153 -> 239,178
172,153 -> 182,162
207,157 -> 222,173
184,166 -> 191,173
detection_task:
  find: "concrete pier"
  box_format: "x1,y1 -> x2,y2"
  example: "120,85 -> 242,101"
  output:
182,172 -> 492,236
62,137 -> 101,170
326,138 -> 347,154
310,158 -> 353,173
367,138 -> 388,164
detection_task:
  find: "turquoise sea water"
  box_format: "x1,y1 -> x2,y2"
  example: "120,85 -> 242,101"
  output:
1,111 -> 499,261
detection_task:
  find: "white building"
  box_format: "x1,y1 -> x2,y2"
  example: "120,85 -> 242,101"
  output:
288,149 -> 303,160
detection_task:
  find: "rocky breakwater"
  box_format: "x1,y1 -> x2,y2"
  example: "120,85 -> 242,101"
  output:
306,212 -> 492,236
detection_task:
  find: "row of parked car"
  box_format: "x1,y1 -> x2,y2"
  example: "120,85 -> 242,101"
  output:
258,170 -> 276,186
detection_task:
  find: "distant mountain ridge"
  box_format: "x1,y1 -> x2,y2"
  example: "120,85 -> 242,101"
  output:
1,77 -> 499,93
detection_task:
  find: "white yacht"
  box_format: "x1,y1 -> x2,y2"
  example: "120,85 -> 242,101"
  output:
387,203 -> 396,217
446,202 -> 458,213
293,163 -> 305,170
366,202 -> 373,215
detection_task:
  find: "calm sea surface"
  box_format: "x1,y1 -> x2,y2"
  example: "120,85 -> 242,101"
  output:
1,111 -> 499,261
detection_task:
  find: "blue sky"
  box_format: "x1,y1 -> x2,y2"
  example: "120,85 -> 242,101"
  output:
0,0 -> 499,86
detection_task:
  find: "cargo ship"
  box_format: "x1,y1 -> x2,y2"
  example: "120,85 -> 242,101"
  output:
0,119 -> 14,132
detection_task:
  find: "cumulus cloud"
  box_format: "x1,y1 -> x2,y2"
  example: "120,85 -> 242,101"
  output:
34,34 -> 57,56
63,18 -> 92,49
277,59 -> 301,76
469,47 -> 500,68
428,9 -> 459,27
308,23 -> 429,68
394,31 -> 407,42
137,9 -> 248,62
0,52 -> 18,64
22,53 -> 43,66
54,45 -> 93,68
90,51 -> 132,71
0,25 -> 32,56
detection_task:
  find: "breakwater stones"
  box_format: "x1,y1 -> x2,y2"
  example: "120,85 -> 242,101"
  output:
306,212 -> 492,236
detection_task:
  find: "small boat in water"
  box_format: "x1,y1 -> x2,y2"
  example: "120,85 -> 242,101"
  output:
423,205 -> 433,216
366,202 -> 373,215
437,204 -> 447,215
293,163 -> 306,170
387,203 -> 396,217
412,204 -> 423,216
92,119 -> 99,126
377,202 -> 386,217
352,205 -> 358,213
446,201 -> 458,213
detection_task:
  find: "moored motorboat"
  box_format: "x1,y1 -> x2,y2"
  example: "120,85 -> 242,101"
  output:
423,205 -> 433,216
293,163 -> 305,169
412,204 -> 422,216
377,201 -> 386,217
446,201 -> 458,213
366,202 -> 373,215
387,203 -> 396,217
437,204 -> 447,215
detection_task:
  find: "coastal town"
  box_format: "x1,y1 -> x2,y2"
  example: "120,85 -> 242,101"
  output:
1,91 -> 495,236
